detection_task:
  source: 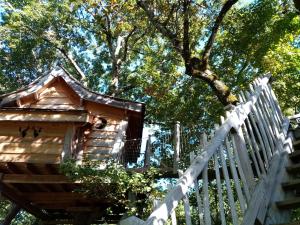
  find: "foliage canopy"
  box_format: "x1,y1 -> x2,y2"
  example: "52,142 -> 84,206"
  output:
0,0 -> 300,223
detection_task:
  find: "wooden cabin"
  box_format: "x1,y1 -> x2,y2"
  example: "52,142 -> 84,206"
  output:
0,68 -> 145,224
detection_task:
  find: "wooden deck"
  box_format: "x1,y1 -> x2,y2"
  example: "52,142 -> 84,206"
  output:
0,162 -> 122,223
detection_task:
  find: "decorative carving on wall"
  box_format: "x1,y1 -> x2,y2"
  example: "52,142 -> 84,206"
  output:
18,126 -> 42,138
19,126 -> 30,138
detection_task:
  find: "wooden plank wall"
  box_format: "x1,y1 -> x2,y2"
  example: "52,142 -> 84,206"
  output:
0,122 -> 66,164
83,102 -> 127,161
83,119 -> 121,161
0,78 -> 131,164
24,80 -> 82,110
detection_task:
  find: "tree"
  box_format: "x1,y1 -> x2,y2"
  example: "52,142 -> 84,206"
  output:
1,0 -> 300,223
0,0 -> 299,120
137,0 -> 240,106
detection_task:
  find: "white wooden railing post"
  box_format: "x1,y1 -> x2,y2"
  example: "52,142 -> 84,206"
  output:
144,134 -> 152,167
164,186 -> 177,225
226,106 -> 256,192
178,171 -> 192,225
173,121 -> 181,174
190,151 -> 204,224
122,75 -> 288,225
233,127 -> 255,187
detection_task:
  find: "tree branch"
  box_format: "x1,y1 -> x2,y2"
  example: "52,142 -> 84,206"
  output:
137,0 -> 183,54
24,25 -> 87,81
5,2 -> 87,81
201,0 -> 238,69
103,14 -> 115,61
162,3 -> 177,26
182,0 -> 191,66
122,26 -> 137,62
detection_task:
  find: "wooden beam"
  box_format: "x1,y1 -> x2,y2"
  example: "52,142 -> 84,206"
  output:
0,153 -> 61,164
20,192 -> 110,203
42,220 -> 74,225
0,111 -> 88,123
111,120 -> 128,157
2,174 -> 74,184
0,181 -> 51,220
62,125 -> 75,161
66,207 -> 101,212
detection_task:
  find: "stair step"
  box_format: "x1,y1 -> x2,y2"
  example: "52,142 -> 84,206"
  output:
273,222 -> 300,225
286,163 -> 300,174
290,151 -> 300,161
277,197 -> 300,209
294,140 -> 300,150
282,179 -> 300,190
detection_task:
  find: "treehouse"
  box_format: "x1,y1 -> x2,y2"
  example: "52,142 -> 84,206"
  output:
0,68 -> 145,224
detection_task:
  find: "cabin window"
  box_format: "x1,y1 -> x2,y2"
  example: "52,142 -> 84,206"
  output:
93,116 -> 107,130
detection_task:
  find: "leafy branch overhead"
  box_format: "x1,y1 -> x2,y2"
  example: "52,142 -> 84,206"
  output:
60,159 -> 161,218
0,0 -> 299,124
137,0 -> 239,105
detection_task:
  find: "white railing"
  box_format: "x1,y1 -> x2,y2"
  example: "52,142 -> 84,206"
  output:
120,75 -> 292,225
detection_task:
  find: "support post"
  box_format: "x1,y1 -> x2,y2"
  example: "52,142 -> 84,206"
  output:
144,135 -> 152,167
190,151 -> 204,224
173,121 -> 181,174
167,185 -> 177,225
178,171 -> 192,225
62,125 -> 75,162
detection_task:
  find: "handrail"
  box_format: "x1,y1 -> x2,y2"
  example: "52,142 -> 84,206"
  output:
120,74 -> 289,225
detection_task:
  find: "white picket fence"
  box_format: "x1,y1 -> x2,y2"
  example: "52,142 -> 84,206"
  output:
120,75 -> 293,225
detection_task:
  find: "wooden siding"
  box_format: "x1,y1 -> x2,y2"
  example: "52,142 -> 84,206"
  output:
0,111 -> 88,123
0,122 -> 67,164
20,79 -> 82,110
0,76 -> 137,164
82,122 -> 124,161
80,101 -> 128,162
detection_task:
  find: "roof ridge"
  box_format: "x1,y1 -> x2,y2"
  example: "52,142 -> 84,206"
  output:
0,67 -> 144,112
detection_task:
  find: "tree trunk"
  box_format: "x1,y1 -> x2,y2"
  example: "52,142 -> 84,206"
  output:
109,59 -> 121,96
187,57 -> 238,106
294,0 -> 300,11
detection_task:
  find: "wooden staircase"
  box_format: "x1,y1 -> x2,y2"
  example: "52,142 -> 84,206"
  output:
119,76 -> 299,225
274,139 -> 300,225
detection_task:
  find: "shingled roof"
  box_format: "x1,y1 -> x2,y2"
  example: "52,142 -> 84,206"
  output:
0,68 -> 145,113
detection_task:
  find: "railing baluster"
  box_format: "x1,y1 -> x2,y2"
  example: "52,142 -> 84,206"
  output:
219,143 -> 239,225
241,122 -> 262,178
221,115 -> 247,214
190,152 -> 204,225
245,91 -> 270,166
261,86 -> 281,132
214,150 -> 226,225
237,92 -> 262,179
203,163 -> 211,225
247,89 -> 273,161
244,117 -> 266,175
267,82 -> 284,123
224,134 -> 247,213
178,171 -> 192,225
253,83 -> 278,149
120,75 -> 285,225
200,132 -> 211,225
251,91 -> 276,155
259,88 -> 282,141
230,131 -> 251,201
